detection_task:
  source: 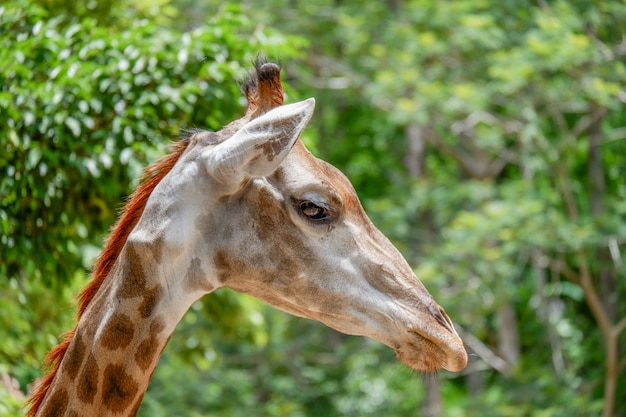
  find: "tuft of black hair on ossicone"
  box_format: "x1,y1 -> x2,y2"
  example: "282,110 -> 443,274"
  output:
238,54 -> 281,95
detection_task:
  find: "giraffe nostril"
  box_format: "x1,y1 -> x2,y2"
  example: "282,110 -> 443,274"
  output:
430,304 -> 455,334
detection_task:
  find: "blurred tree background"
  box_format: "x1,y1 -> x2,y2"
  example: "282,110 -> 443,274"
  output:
1,0 -> 625,416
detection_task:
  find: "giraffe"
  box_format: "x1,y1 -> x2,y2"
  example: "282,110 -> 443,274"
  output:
28,59 -> 467,417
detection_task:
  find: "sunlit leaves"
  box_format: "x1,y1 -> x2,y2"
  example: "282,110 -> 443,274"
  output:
249,0 -> 626,414
3,0 -> 626,415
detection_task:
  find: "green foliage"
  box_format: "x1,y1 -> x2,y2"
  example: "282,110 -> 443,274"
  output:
30,0 -> 179,28
0,390 -> 23,417
0,0 -> 304,406
2,0 -> 626,416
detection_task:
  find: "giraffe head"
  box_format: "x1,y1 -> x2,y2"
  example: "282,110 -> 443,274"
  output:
174,60 -> 467,372
28,58 -> 468,417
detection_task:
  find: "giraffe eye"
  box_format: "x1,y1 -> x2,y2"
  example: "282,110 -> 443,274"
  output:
299,201 -> 330,221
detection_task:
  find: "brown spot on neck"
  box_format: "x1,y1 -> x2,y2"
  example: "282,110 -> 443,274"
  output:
214,250 -> 244,284
63,331 -> 86,379
115,245 -> 149,300
135,337 -> 158,372
101,313 -> 135,350
37,388 -> 68,417
102,364 -> 140,413
185,257 -> 213,292
77,354 -> 99,404
134,316 -> 167,372
139,285 -> 163,318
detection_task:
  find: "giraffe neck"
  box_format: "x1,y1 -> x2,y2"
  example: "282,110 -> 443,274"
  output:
35,240 -> 209,417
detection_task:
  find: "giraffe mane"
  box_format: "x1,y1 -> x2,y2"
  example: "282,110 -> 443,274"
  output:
26,139 -> 190,417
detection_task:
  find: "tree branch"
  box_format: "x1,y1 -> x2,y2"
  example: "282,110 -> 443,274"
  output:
614,317 -> 626,337
550,258 -> 580,285
573,105 -> 607,138
454,325 -> 512,375
576,250 -> 620,417
577,251 -> 612,341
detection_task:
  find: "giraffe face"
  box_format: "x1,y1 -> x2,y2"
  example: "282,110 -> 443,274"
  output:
203,100 -> 467,373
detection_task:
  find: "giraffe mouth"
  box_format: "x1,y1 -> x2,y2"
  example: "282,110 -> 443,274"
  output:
397,326 -> 467,373
390,303 -> 467,373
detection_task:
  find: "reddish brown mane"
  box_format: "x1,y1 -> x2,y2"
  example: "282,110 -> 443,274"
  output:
27,139 -> 190,417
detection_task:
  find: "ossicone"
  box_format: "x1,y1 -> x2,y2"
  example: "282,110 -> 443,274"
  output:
240,55 -> 284,118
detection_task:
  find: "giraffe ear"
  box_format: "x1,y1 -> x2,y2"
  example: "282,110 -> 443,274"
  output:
207,98 -> 315,186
